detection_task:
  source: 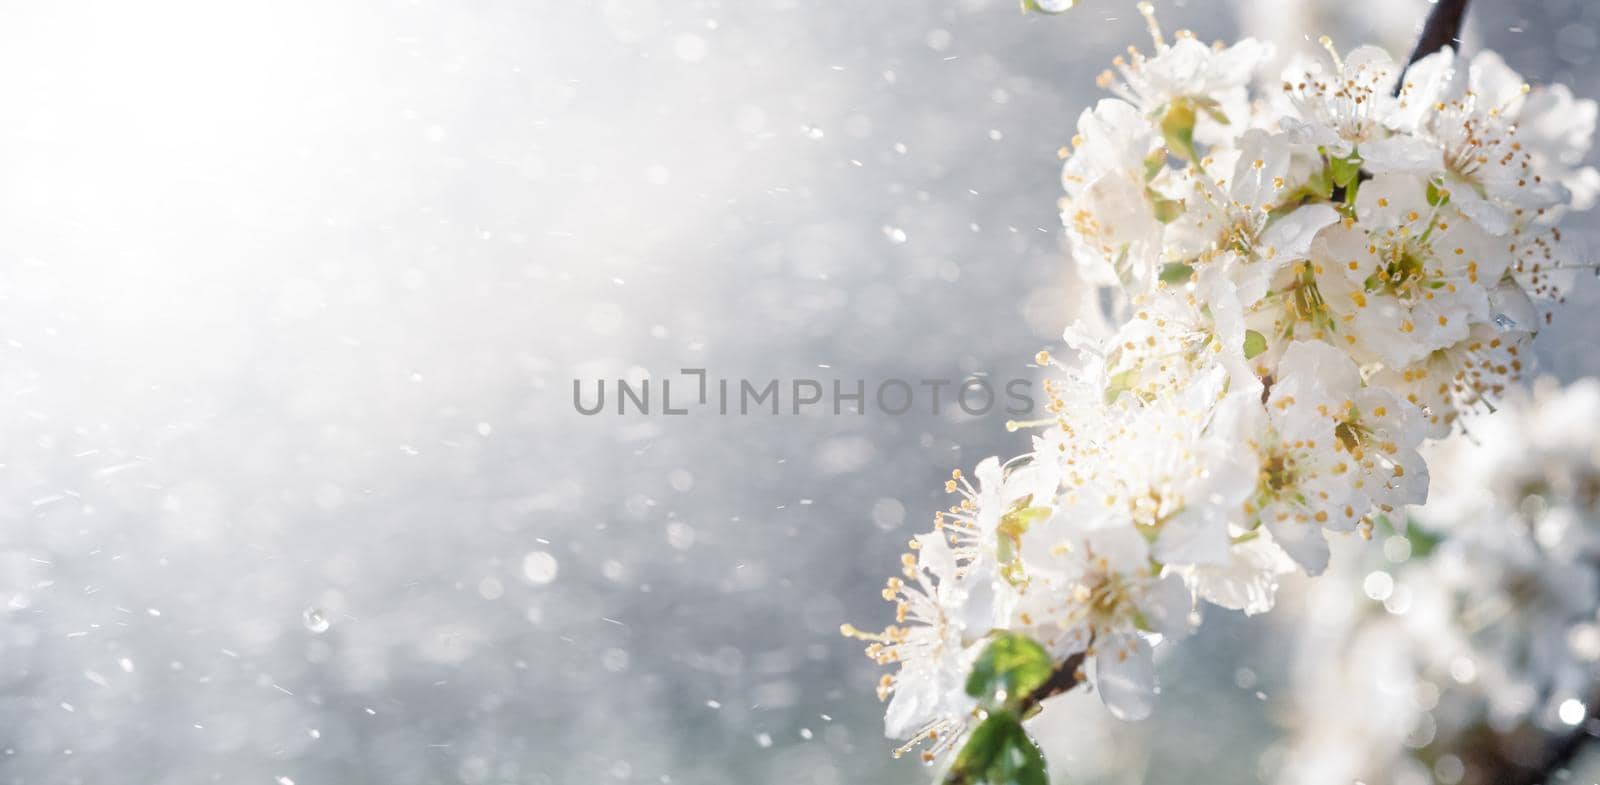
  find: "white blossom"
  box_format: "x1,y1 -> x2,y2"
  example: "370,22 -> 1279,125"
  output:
852,11 -> 1597,768
1012,510 -> 1192,721
1395,48 -> 1600,222
1277,41 -> 1440,173
1095,4 -> 1271,132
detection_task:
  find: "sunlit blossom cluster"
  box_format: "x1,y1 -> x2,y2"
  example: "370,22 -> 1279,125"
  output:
846,4 -> 1599,775
1278,379 -> 1600,785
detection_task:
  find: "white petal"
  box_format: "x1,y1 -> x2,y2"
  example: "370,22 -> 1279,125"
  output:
1452,191 -> 1513,236
883,668 -> 938,738
974,456 -> 1003,487
1345,46 -> 1396,74
1082,522 -> 1151,575
1275,340 -> 1359,401
1261,203 -> 1339,262
1390,49 -> 1455,131
1213,38 -> 1275,86
1566,167 -> 1600,211
1264,516 -> 1331,575
1360,136 -> 1443,175
1186,537 -> 1294,615
1356,174 -> 1431,223
1487,280 -> 1538,334
1093,634 -> 1156,721
1141,574 -> 1196,640
1061,318 -> 1111,357
1468,51 -> 1528,111
1229,130 -> 1291,210
1154,508 -> 1231,566
914,532 -> 958,583
1278,115 -> 1342,151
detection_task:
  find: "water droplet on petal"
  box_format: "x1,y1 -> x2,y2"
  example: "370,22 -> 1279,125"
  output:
1492,312 -> 1518,331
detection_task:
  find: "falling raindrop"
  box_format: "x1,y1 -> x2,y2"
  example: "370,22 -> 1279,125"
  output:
302,607 -> 331,634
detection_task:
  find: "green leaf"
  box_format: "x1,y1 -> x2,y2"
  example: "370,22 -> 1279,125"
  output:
1408,525 -> 1444,559
1243,329 -> 1267,360
949,714 -> 1007,778
1150,195 -> 1183,224
1159,100 -> 1200,163
998,502 -> 1050,543
1018,0 -> 1072,13
1144,150 -> 1167,181
987,719 -> 1048,785
1195,97 -> 1231,126
1427,179 -> 1451,207
965,634 -> 1053,710
1330,152 -> 1364,188
1307,163 -> 1334,201
1103,368 -> 1137,405
944,714 -> 1049,785
1159,262 -> 1194,284
996,500 -> 1049,582
1376,514 -> 1443,560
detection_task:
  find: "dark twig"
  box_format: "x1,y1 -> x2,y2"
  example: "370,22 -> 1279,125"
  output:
1496,703 -> 1599,785
1394,0 -> 1471,94
1507,730 -> 1594,785
1019,649 -> 1089,716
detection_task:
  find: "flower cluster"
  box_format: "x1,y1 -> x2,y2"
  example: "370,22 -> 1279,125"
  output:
1277,379 -> 1600,785
846,4 -> 1598,779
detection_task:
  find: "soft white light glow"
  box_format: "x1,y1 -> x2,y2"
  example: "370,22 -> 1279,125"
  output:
1559,698 -> 1587,726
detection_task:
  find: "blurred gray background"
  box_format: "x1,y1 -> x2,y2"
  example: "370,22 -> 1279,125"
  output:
0,1 -> 1598,783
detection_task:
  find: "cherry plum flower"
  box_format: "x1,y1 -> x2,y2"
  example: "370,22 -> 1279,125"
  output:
850,8 -> 1597,778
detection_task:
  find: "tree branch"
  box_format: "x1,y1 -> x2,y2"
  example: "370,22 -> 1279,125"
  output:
1019,649 -> 1088,715
1496,711 -> 1597,785
1396,0 -> 1471,93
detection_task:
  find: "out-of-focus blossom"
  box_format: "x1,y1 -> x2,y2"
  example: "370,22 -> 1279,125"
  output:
1276,379 -> 1600,785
